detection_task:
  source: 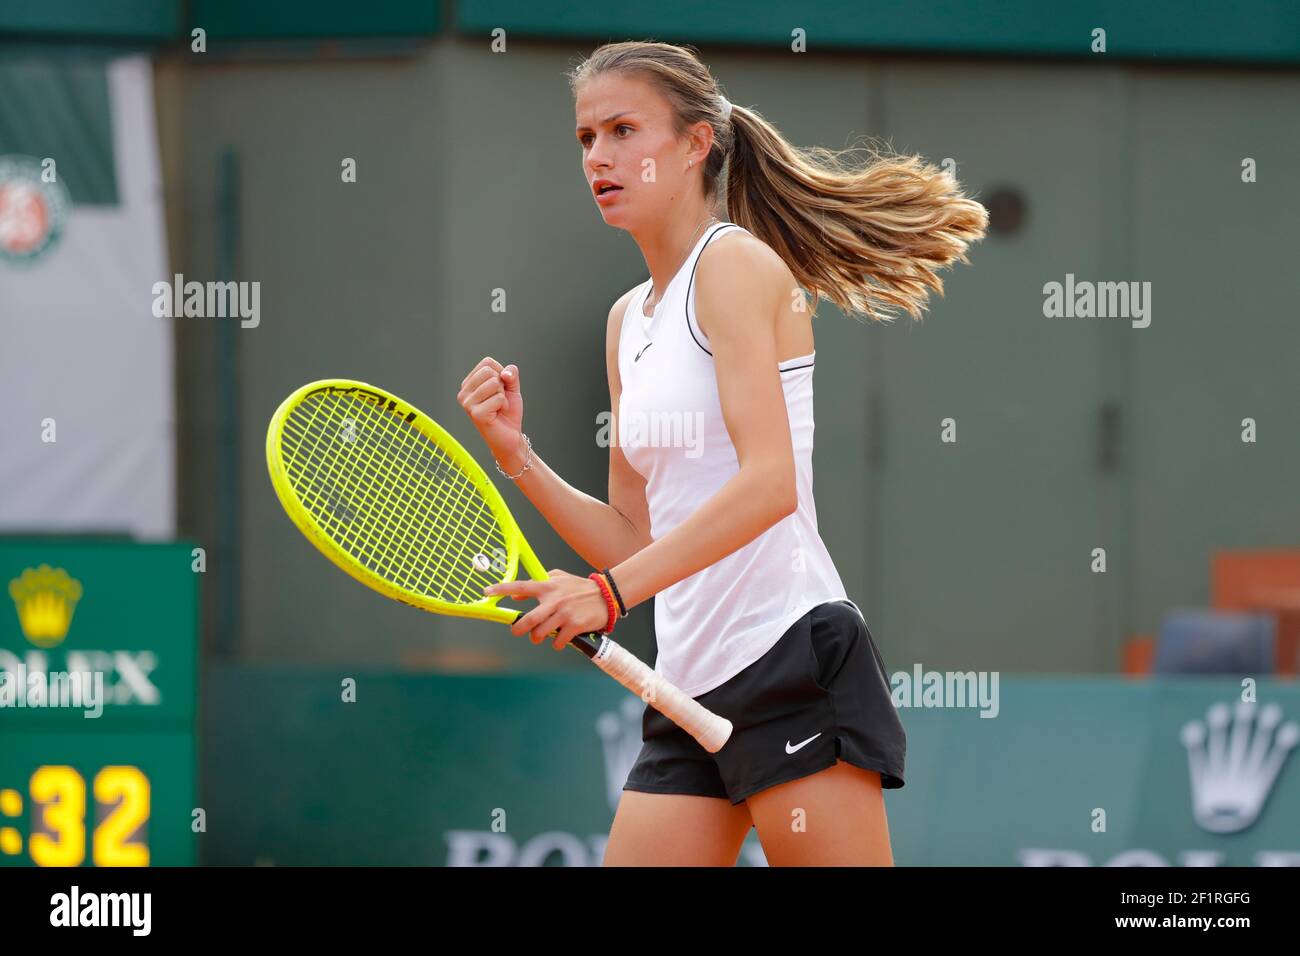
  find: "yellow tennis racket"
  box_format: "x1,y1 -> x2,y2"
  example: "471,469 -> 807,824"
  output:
266,379 -> 732,752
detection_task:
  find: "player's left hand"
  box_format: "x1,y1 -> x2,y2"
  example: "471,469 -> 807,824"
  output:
483,569 -> 611,649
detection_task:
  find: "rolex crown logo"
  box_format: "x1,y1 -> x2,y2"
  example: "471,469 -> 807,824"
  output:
1180,700 -> 1300,834
8,564 -> 83,648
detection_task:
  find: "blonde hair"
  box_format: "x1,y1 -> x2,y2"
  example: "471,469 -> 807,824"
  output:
568,41 -> 989,323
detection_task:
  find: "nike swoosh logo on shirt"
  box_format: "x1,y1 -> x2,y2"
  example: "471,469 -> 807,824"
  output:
635,342 -> 652,362
785,733 -> 822,754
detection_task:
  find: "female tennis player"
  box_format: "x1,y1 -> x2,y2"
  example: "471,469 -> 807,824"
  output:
459,41 -> 986,865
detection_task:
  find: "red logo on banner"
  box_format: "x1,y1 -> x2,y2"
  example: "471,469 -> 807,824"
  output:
0,155 -> 70,263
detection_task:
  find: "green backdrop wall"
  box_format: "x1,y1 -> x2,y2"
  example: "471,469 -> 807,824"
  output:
165,40 -> 1300,675
6,2 -> 1300,64
201,670 -> 1300,866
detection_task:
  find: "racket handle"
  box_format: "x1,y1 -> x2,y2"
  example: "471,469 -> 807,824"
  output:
587,635 -> 733,754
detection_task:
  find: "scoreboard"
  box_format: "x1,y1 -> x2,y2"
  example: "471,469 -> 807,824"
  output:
0,541 -> 197,866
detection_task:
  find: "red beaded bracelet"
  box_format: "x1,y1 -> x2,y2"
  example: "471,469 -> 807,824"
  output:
588,572 -> 618,634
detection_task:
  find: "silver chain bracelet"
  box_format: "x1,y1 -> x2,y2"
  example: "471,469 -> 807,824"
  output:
494,432 -> 534,480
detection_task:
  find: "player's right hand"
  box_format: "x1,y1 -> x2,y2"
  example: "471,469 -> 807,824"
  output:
457,357 -> 526,467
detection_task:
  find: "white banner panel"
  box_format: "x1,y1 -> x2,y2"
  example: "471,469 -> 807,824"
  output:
0,53 -> 174,538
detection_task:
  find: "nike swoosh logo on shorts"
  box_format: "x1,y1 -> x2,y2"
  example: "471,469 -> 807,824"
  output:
785,733 -> 822,754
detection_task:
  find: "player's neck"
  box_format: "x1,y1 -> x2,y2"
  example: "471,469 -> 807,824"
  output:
636,208 -> 723,308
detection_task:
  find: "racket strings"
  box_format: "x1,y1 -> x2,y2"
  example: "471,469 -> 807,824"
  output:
362,400 -> 502,592
303,398 -> 441,587
286,394 -> 503,600
292,394 -> 502,599
285,395 -> 450,591
279,390 -> 510,603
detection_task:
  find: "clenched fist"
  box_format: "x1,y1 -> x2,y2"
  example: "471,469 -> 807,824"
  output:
457,356 -> 527,468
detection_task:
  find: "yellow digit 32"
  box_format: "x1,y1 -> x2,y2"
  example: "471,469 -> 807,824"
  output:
28,766 -> 149,867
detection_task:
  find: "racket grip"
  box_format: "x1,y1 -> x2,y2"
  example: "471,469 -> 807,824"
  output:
591,636 -> 733,753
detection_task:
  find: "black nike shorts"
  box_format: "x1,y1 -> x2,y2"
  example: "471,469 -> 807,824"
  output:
623,599 -> 907,805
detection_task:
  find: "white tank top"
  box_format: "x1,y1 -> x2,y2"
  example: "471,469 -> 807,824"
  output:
616,222 -> 850,697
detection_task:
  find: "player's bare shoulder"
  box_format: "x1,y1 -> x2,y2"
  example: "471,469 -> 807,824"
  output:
694,228 -> 794,337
